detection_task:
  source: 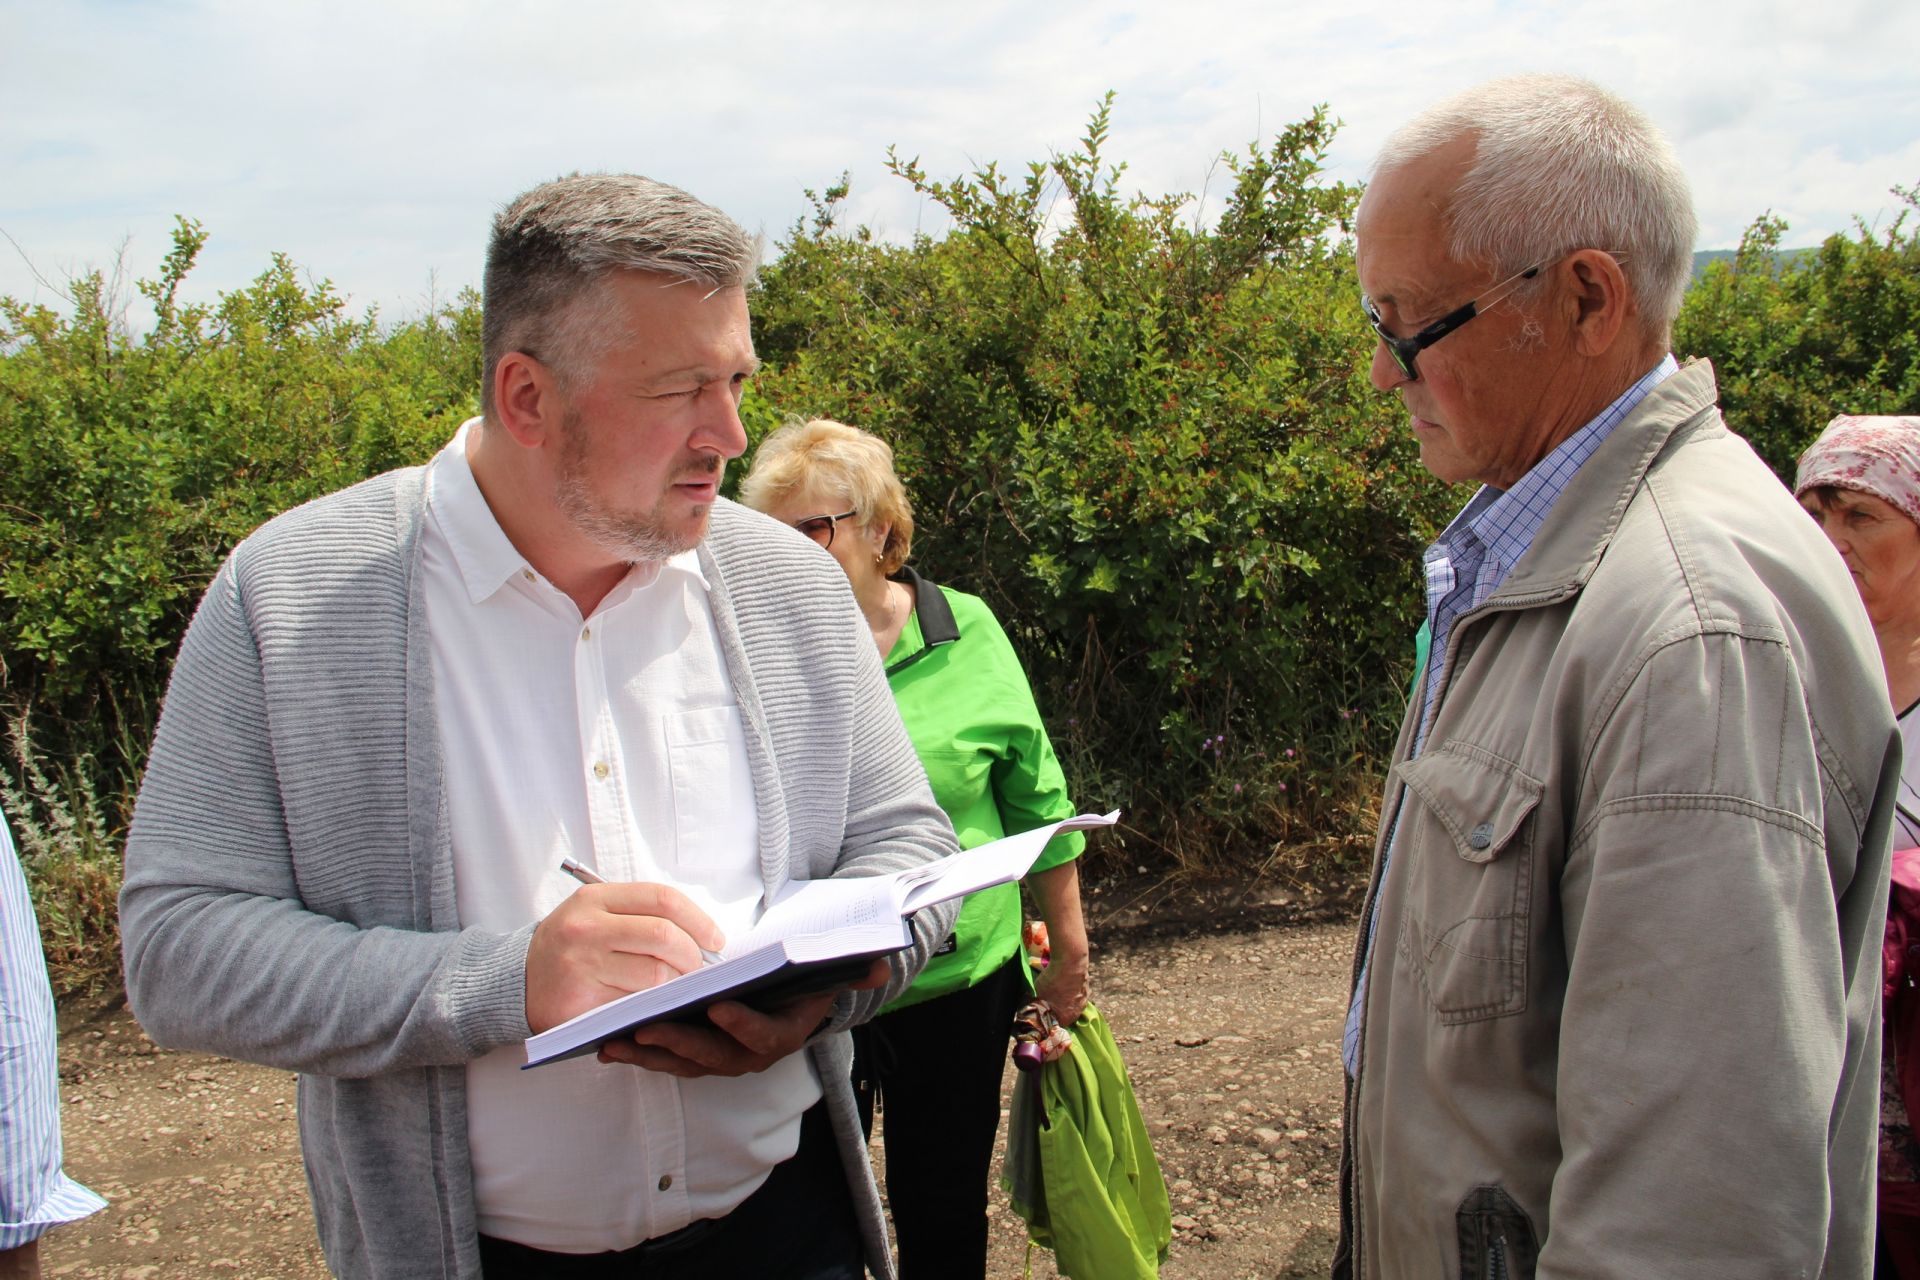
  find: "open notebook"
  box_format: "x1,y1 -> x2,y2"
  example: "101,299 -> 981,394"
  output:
524,811 -> 1117,1068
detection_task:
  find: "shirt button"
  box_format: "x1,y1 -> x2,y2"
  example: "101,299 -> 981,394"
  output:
523,570 -> 535,582
1468,822 -> 1494,850
657,1174 -> 673,1192
581,627 -> 592,642
592,762 -> 610,780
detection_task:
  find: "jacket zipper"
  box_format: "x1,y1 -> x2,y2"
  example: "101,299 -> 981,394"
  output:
1344,584 -> 1573,1279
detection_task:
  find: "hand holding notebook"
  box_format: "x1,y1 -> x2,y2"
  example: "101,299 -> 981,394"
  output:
523,810 -> 1119,1068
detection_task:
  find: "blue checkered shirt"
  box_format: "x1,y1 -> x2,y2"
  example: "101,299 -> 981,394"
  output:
1342,355 -> 1678,1076
1,813 -> 108,1248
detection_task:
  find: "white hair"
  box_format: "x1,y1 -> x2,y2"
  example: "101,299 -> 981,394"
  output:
1372,74 -> 1698,335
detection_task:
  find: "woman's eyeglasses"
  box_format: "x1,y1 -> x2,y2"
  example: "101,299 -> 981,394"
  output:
791,509 -> 858,549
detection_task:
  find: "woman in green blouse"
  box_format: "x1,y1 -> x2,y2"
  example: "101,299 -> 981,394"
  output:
742,418 -> 1090,1279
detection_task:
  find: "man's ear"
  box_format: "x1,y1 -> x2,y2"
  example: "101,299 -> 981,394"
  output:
491,351 -> 564,449
1561,249 -> 1634,358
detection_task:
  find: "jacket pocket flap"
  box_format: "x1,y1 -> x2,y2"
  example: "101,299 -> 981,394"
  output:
1397,744 -> 1544,865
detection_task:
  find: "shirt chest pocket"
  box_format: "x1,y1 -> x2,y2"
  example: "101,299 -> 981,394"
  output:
663,705 -> 759,889
1392,743 -> 1543,1025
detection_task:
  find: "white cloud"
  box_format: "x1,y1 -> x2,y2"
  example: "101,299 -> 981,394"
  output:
3,0 -> 1915,320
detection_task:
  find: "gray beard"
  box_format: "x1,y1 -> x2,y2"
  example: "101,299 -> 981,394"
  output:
554,410 -> 712,563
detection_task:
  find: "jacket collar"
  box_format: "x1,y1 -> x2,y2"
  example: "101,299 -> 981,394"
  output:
885,566 -> 959,675
1488,357 -> 1724,605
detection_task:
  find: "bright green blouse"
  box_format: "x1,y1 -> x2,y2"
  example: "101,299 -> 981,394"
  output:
879,576 -> 1083,1012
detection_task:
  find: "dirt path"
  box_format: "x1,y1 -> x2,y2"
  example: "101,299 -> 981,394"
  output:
44,891 -> 1354,1278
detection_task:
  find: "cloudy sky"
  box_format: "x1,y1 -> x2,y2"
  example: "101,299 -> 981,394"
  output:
4,0 -> 1916,324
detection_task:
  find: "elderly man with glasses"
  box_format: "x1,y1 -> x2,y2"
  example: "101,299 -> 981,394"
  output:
1337,75 -> 1898,1278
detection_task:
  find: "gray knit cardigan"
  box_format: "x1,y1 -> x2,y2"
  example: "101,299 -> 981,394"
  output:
121,470 -> 960,1279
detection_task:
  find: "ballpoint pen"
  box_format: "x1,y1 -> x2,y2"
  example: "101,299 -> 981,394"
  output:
559,858 -> 725,965
558,856 -> 606,887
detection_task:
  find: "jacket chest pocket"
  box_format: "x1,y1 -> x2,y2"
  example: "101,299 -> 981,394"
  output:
1392,744 -> 1543,1025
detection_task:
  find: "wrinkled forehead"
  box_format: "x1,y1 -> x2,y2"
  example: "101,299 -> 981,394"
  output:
1358,134 -> 1476,234
1356,205 -> 1462,316
1356,141 -> 1478,306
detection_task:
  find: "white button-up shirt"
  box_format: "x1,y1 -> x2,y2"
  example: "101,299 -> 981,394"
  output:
421,422 -> 819,1252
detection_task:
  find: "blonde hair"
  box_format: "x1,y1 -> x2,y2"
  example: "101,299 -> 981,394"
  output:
740,418 -> 916,574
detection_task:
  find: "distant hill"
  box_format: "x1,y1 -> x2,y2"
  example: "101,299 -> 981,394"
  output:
1690,246 -> 1818,280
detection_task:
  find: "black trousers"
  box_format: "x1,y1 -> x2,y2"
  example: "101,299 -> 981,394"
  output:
477,1101 -> 863,1279
851,955 -> 1028,1280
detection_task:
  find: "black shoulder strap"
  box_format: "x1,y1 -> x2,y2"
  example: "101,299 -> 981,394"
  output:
885,566 -> 960,675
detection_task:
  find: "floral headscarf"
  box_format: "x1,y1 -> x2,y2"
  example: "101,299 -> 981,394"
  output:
1794,416 -> 1920,530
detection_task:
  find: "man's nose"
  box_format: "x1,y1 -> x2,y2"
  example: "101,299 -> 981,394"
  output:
696,384 -> 749,459
1370,340 -> 1411,392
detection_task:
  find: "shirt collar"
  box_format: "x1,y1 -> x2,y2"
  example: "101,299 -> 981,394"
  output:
426,417 -> 709,606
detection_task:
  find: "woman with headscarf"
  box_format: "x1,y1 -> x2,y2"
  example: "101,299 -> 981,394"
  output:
740,418 -> 1091,1279
1795,414 -> 1920,1276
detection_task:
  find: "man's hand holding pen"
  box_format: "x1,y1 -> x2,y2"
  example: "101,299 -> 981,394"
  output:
535,859 -> 889,1078
524,878 -> 725,1035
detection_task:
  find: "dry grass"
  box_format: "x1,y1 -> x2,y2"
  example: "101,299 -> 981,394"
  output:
3,710 -> 127,994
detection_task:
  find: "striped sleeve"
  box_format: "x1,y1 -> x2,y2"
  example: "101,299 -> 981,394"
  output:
0,814 -> 107,1248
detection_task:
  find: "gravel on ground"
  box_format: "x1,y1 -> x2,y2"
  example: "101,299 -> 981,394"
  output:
43,879 -> 1357,1279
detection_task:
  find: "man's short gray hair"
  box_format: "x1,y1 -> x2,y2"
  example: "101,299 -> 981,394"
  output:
481,172 -> 760,417
1373,74 -> 1697,335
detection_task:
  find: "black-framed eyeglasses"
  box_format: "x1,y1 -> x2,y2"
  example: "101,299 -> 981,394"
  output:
791,509 -> 858,549
1362,261 -> 1543,382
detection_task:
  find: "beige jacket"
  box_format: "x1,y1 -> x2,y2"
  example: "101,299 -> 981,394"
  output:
1338,361 -> 1899,1280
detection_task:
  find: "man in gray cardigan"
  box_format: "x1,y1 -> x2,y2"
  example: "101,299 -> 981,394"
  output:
120,174 -> 960,1279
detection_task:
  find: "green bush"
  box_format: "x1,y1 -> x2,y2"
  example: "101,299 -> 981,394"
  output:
2,220 -> 477,730
750,98 -> 1449,864
5,111 -> 1912,988
1675,185 -> 1920,478
0,220 -> 483,986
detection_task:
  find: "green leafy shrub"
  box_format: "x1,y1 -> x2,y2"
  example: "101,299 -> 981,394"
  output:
750,98 -> 1451,865
6,111 -> 1911,986
0,220 -> 482,984
3,220 -> 476,719
1676,185 -> 1920,478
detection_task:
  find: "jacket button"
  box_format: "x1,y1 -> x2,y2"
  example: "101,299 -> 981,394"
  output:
1468,822 -> 1494,850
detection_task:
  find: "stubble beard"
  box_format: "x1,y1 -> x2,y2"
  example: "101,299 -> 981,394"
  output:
554,407 -> 718,564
